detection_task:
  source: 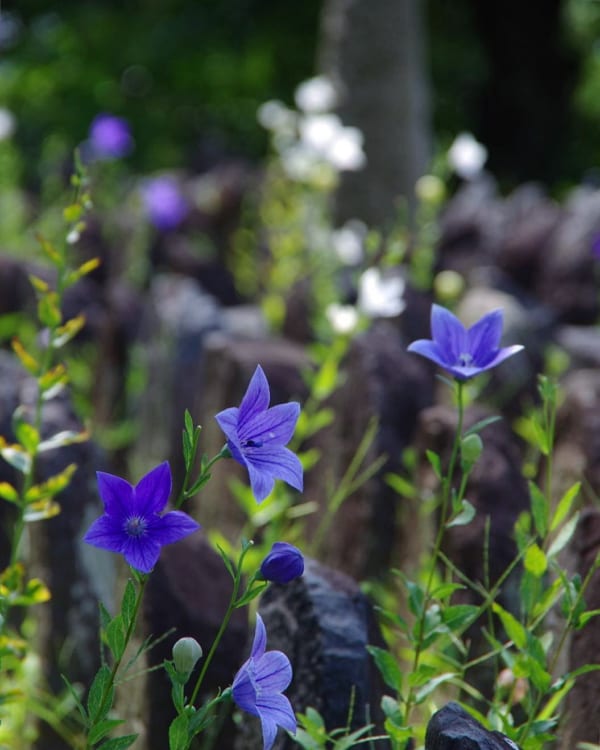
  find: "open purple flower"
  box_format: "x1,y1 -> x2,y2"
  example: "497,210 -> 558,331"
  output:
408,304 -> 523,381
141,176 -> 189,231
232,614 -> 296,750
215,365 -> 303,503
88,113 -> 133,160
83,462 -> 199,574
260,542 -> 304,584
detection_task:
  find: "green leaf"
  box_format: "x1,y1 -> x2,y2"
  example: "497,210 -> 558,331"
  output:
576,608 -> 600,628
524,543 -> 547,578
550,481 -> 580,532
463,415 -> 502,437
121,580 -> 137,630
432,582 -> 466,600
426,450 -> 442,480
106,615 -> 126,660
216,544 -> 236,581
529,481 -> 549,538
14,421 -> 40,454
0,482 -> 19,503
548,512 -> 579,558
493,603 -> 527,649
415,672 -> 457,703
366,646 -> 403,691
0,443 -> 31,474
405,580 -> 425,618
37,429 -> 89,453
446,498 -> 476,528
51,315 -> 86,348
168,713 -> 190,750
88,719 -> 125,745
385,472 -> 416,499
87,665 -> 113,722
441,604 -> 480,632
38,292 -> 62,328
98,735 -> 137,750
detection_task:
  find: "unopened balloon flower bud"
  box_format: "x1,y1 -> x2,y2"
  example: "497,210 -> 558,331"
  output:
172,636 -> 203,676
260,542 -> 304,584
461,433 -> 483,470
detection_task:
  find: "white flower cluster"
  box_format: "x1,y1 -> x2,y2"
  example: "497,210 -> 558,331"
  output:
258,75 -> 366,184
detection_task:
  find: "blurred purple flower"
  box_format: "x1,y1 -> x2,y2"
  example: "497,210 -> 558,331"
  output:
88,113 -> 133,159
260,542 -> 304,584
591,233 -> 600,260
215,365 -> 303,503
408,304 -> 523,381
83,462 -> 199,573
232,614 -> 296,750
141,176 -> 189,231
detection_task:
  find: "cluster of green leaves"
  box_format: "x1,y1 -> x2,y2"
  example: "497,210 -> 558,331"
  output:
368,374 -> 600,750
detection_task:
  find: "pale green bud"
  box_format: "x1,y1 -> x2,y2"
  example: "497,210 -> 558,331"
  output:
461,433 -> 483,470
433,270 -> 465,305
415,174 -> 446,206
172,637 -> 203,676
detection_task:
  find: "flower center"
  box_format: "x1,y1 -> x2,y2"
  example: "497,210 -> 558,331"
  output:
243,439 -> 263,449
458,352 -> 474,367
124,515 -> 147,538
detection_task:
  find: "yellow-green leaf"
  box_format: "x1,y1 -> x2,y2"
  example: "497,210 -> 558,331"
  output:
0,482 -> 19,503
51,315 -> 86,348
524,543 -> 547,577
25,463 -> 77,503
550,481 -> 581,532
493,603 -> 527,649
63,203 -> 83,223
23,499 -> 61,522
11,339 -> 39,375
38,292 -> 62,328
28,274 -> 50,293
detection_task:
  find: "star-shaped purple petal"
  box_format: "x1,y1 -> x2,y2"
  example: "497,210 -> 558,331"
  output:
215,366 -> 303,503
83,461 -> 200,574
232,614 -> 296,750
408,304 -> 523,381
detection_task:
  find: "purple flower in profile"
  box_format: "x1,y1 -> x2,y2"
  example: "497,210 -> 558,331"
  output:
232,614 -> 296,750
260,542 -> 304,584
83,462 -> 199,574
141,176 -> 190,231
591,232 -> 600,261
88,113 -> 133,159
408,304 -> 523,381
215,365 -> 303,503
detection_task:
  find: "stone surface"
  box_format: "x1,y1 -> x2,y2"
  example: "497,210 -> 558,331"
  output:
426,702 -> 520,750
559,508 -> 600,750
235,558 -> 390,749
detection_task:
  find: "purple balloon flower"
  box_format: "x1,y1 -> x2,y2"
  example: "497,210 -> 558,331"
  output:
88,113 -> 133,159
232,614 -> 296,750
408,304 -> 523,381
215,365 -> 303,503
260,542 -> 304,584
141,176 -> 190,231
83,462 -> 199,574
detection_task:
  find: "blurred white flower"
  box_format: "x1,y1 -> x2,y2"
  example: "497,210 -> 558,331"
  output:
300,114 -> 366,172
0,108 -> 16,140
358,268 -> 406,318
294,75 -> 337,113
326,303 -> 359,334
331,220 -> 367,265
448,132 -> 487,180
257,100 -> 297,133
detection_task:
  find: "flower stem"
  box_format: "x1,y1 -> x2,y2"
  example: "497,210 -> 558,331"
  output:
403,380 -> 465,729
189,541 -> 251,706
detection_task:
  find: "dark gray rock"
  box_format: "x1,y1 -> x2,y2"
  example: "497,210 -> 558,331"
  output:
426,702 -> 520,750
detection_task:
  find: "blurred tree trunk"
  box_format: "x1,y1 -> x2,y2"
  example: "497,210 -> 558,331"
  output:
318,0 -> 432,228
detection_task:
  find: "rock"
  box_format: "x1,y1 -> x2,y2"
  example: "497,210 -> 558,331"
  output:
560,509 -> 600,750
425,702 -> 520,749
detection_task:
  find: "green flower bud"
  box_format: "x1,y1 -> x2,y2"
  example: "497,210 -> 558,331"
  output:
433,270 -> 465,305
415,174 -> 446,206
172,637 -> 203,676
461,433 -> 483,470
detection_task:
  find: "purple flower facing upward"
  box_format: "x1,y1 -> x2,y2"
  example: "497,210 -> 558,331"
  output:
408,304 -> 524,381
260,542 -> 304,584
88,113 -> 133,159
83,462 -> 199,574
232,614 -> 296,750
215,365 -> 303,503
141,176 -> 190,231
